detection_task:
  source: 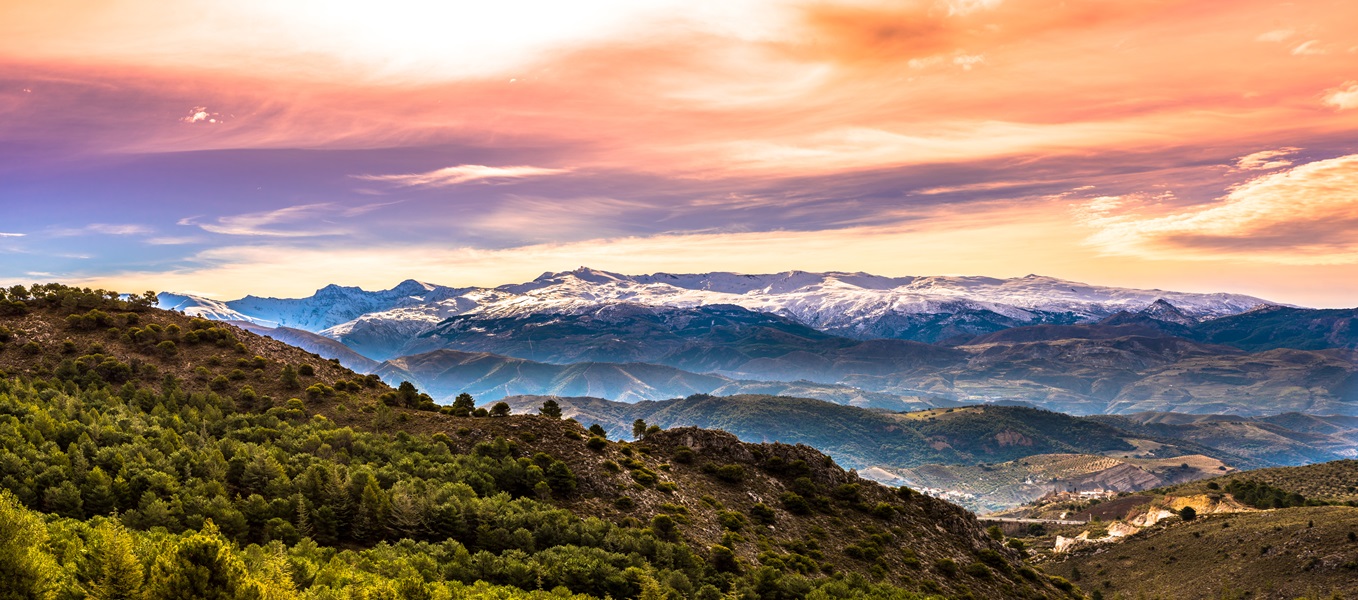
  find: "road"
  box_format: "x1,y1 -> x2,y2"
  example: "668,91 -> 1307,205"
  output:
978,517 -> 1088,526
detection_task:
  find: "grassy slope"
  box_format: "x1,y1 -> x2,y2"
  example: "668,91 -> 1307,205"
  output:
1046,507 -> 1358,599
1155,459 -> 1358,504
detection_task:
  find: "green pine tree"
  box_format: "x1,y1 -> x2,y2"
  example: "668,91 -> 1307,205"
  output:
85,520 -> 144,600
0,490 -> 60,600
451,393 -> 475,417
539,399 -> 563,419
146,521 -> 255,600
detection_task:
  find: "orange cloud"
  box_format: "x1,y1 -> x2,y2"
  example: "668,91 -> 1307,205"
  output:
5,0 -> 1357,181
1081,154 -> 1358,264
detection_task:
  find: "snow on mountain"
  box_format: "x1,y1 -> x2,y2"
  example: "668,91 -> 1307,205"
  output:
156,293 -> 270,325
158,279 -> 470,333
160,268 -> 1275,357
470,268 -> 1269,335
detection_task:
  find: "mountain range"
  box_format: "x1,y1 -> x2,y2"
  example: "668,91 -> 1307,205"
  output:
160,267 -> 1271,348
160,268 -> 1358,416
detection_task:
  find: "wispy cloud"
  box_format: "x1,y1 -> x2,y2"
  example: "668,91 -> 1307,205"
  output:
1080,154 -> 1358,264
50,224 -> 153,237
1234,148 -> 1300,171
0,232 -> 24,237
1255,29 -> 1294,43
462,195 -> 654,241
1323,81 -> 1358,110
145,236 -> 203,245
1291,40 -> 1327,55
354,165 -> 570,188
180,203 -> 345,237
340,200 -> 405,217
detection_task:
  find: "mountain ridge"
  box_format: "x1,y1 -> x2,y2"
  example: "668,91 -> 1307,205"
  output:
160,268 -> 1274,349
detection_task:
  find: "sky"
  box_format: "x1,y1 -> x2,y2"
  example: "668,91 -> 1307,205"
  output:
2,0 -> 1357,306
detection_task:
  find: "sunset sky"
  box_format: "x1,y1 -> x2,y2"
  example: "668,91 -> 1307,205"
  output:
2,0 -> 1357,305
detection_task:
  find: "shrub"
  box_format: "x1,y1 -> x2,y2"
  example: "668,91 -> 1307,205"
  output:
870,502 -> 895,519
749,503 -> 776,526
718,511 -> 746,532
630,470 -> 657,487
780,493 -> 812,515
586,436 -> 607,452
703,463 -> 746,483
156,340 -> 178,358
963,563 -> 990,579
673,446 -> 695,464
650,514 -> 678,540
935,558 -> 958,577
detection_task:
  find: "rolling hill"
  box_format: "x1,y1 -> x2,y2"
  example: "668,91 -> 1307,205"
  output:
498,395 -> 1229,471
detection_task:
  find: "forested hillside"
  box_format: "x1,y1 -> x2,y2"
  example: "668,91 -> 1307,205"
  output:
0,284 -> 1076,599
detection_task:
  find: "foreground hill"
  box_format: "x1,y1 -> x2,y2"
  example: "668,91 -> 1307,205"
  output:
1039,460 -> 1358,599
1047,505 -> 1358,599
0,284 -> 1074,599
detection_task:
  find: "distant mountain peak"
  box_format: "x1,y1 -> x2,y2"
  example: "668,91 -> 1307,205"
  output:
390,279 -> 438,294
1139,298 -> 1198,325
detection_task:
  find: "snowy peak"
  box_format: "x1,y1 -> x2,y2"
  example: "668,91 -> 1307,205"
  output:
162,270 -> 1277,353
156,292 -> 276,327
390,279 -> 438,295
1139,299 -> 1198,326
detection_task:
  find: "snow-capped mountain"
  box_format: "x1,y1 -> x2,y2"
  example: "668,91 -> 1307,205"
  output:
160,279 -> 467,330
160,267 -> 1274,359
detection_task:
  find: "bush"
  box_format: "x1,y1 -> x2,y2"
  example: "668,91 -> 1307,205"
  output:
749,503 -> 776,526
650,514 -> 678,540
710,545 -> 739,573
780,493 -> 812,515
1179,506 -> 1197,521
673,446 -> 695,464
156,340 -> 178,358
963,563 -> 990,579
718,511 -> 746,532
209,376 -> 230,392
703,463 -> 746,483
934,558 -> 958,577
586,436 -> 607,452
